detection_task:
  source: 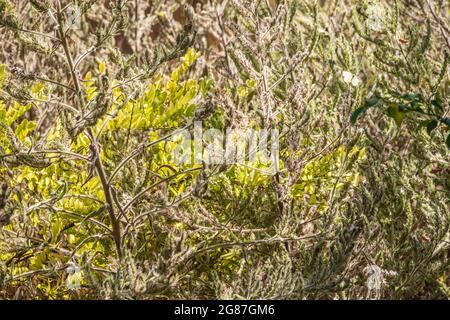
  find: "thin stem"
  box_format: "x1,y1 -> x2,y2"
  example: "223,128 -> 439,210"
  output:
17,28 -> 59,41
56,2 -> 83,108
0,149 -> 90,162
122,167 -> 202,213
107,123 -> 193,185
55,1 -> 122,258
192,232 -> 325,256
35,76 -> 75,92
74,46 -> 96,69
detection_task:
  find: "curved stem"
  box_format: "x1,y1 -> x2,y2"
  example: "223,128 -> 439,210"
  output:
55,1 -> 122,259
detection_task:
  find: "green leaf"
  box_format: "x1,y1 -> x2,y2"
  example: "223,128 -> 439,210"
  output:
446,134 -> 450,150
350,96 -> 381,124
364,96 -> 382,108
387,104 -> 405,127
51,219 -> 63,244
99,61 -> 106,74
401,92 -> 422,102
426,120 -> 438,136
0,64 -> 7,88
398,104 -> 408,112
15,119 -> 36,141
440,117 -> 450,128
431,99 -> 443,111
350,106 -> 368,124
